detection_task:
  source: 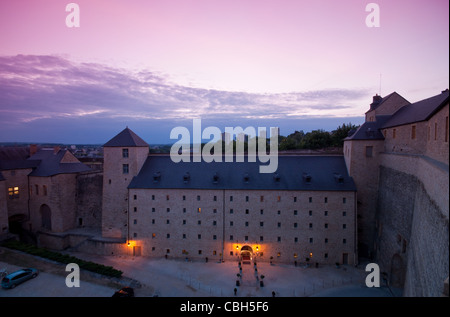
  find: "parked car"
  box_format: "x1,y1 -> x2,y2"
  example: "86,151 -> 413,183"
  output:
1,268 -> 39,289
112,287 -> 134,297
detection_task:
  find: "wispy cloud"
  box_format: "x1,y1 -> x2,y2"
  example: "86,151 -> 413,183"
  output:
0,54 -> 369,125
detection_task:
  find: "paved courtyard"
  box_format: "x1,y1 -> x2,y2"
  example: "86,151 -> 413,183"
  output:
1,246 -> 401,297
62,251 -> 400,297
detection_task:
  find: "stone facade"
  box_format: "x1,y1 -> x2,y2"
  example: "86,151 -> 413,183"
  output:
345,90 -> 449,296
0,176 -> 8,239
127,188 -> 356,265
102,146 -> 148,239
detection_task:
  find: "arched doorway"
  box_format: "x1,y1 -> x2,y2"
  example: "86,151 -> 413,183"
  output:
240,245 -> 253,263
40,204 -> 52,231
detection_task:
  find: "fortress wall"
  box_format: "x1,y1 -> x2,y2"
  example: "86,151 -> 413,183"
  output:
376,152 -> 449,296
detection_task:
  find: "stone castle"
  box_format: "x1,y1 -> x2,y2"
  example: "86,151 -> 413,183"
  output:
0,89 -> 448,296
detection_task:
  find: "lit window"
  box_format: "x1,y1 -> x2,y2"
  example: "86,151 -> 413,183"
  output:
8,187 -> 19,199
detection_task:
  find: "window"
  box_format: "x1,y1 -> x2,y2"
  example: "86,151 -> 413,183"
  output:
260,209 -> 264,215
230,209 -> 234,214
133,194 -> 137,200
245,209 -> 249,214
260,222 -> 264,227
343,197 -> 347,204
133,219 -> 137,225
122,164 -> 129,174
277,237 -> 281,242
246,196 -> 249,202
122,148 -> 129,158
152,195 -> 155,200
343,224 -> 347,229
343,211 -> 347,217
309,238 -> 313,243
260,236 -> 264,242
133,207 -> 137,212
166,195 -> 170,201
277,222 -> 281,228
183,195 -> 186,201
260,196 -> 264,202
197,195 -> 200,201
294,223 -> 298,228
309,197 -> 312,203
230,235 -> 233,241
198,234 -> 201,240
166,234 -> 170,239
309,223 -> 313,229
434,122 -> 438,140
8,187 -> 19,199
230,221 -> 233,226
393,129 -> 396,139
324,223 -> 328,229
293,197 -> 297,202
324,197 -> 328,203
213,195 -> 217,201
182,220 -> 186,225
277,196 -> 281,202
183,234 -> 186,239
35,184 -> 39,195
152,208 -> 155,212
324,210 -> 328,216
365,146 -> 373,157
197,207 -> 201,213
230,196 -> 233,202
309,210 -> 312,216
411,125 -> 416,139
294,210 -> 298,215
43,185 -> 47,196
445,116 -> 449,143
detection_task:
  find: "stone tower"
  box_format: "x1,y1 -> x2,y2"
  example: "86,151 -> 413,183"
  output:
343,92 -> 410,259
102,127 -> 149,239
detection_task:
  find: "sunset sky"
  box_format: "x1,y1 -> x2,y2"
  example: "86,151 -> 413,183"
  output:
0,0 -> 448,144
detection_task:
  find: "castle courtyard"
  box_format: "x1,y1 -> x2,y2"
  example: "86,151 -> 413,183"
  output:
1,246 -> 399,297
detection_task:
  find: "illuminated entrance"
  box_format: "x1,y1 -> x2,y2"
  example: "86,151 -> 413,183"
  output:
240,245 -> 253,263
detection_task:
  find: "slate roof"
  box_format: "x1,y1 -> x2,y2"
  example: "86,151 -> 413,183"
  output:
27,149 -> 91,177
103,127 -> 148,147
128,155 -> 356,191
383,90 -> 449,129
345,115 -> 391,141
365,92 -> 410,113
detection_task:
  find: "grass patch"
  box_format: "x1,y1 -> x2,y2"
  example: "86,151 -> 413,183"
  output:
1,240 -> 123,278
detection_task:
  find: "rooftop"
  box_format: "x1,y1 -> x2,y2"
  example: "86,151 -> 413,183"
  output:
383,90 -> 449,129
103,127 -> 149,147
128,155 -> 356,191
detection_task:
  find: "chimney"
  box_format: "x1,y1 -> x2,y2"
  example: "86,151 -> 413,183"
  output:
53,146 -> 61,154
30,144 -> 38,156
370,94 -> 382,110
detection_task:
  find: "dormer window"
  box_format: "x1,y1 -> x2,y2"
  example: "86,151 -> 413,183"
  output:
213,172 -> 219,184
334,173 -> 344,184
273,173 -> 280,182
183,172 -> 190,183
303,173 -> 312,183
153,171 -> 161,182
